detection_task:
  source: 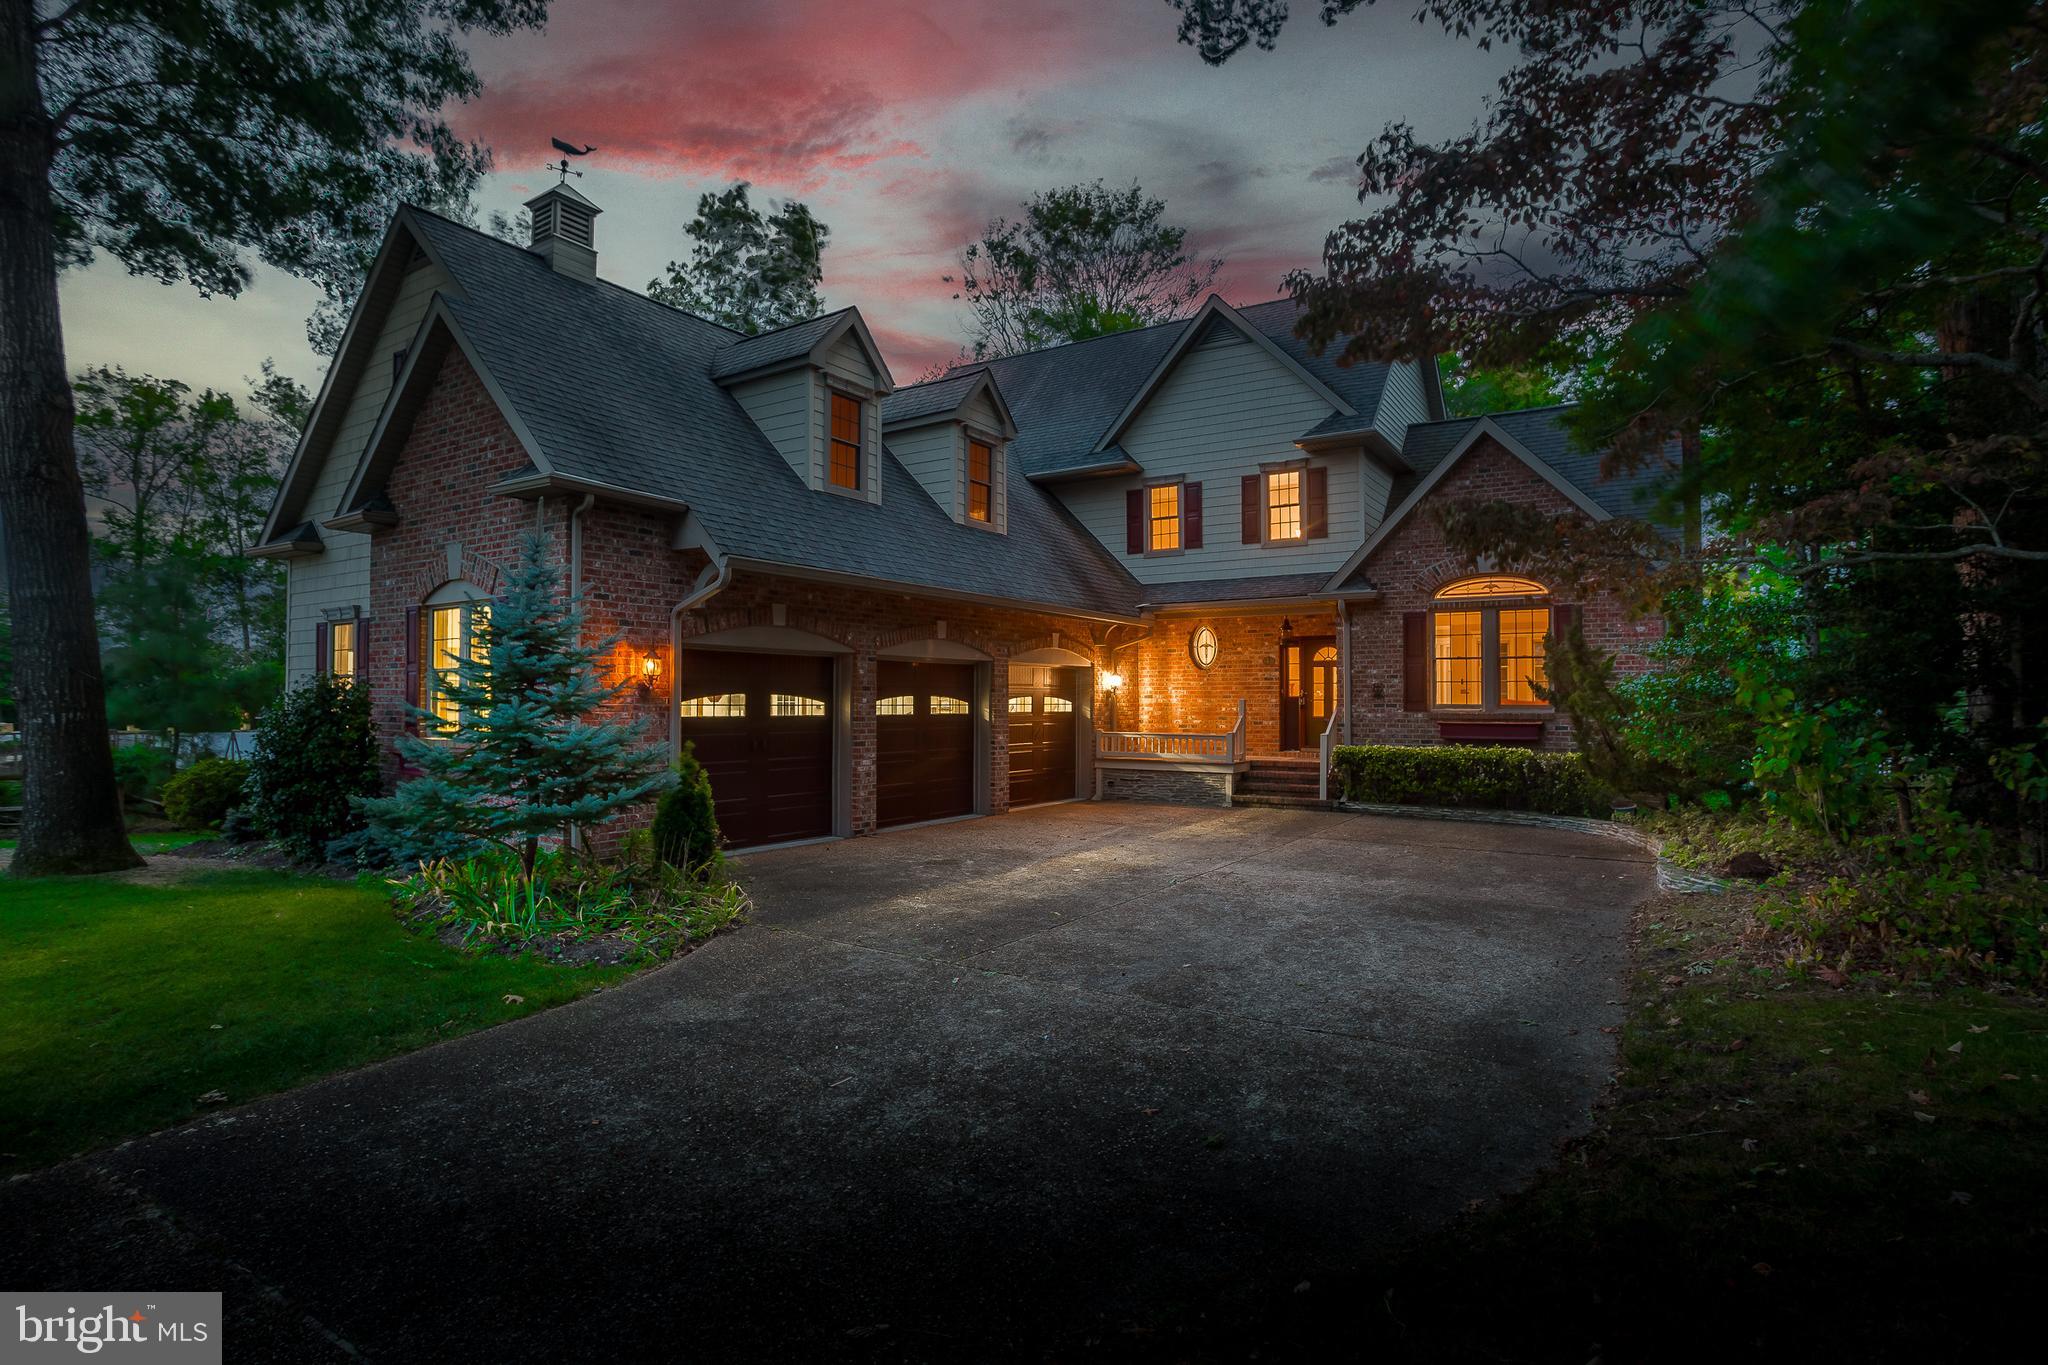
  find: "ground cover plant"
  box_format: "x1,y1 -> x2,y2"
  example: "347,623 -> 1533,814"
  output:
0,869 -> 635,1175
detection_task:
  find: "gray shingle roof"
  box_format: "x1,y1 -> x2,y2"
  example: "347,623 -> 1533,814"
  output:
1395,406 -> 1677,520
403,211 -> 1142,617
880,369 -> 987,427
1138,572 -> 1342,607
706,310 -> 849,380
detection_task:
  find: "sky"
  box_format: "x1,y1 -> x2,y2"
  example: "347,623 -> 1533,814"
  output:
57,0 -> 1508,398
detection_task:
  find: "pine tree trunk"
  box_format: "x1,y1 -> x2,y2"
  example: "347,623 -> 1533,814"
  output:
0,0 -> 140,876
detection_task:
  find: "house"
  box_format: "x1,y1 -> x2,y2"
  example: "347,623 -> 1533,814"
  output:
256,184 -> 1672,849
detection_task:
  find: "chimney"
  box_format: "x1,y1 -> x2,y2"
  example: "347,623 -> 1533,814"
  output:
524,181 -> 601,282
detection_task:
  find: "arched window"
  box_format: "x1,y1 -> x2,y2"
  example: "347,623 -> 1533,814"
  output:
1431,577 -> 1552,709
423,582 -> 490,732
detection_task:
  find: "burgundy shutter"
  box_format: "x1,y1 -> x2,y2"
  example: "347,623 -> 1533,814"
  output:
1402,611 -> 1428,712
1126,488 -> 1145,554
1305,465 -> 1329,539
402,605 -> 421,733
1240,474 -> 1262,543
1550,603 -> 1577,640
314,622 -> 329,677
1184,481 -> 1204,549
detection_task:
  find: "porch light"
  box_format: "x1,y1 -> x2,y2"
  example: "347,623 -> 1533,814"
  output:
636,650 -> 662,702
1101,671 -> 1124,692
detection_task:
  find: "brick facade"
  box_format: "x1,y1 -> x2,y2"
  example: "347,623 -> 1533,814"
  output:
354,357 -> 1655,838
1339,438 -> 1662,753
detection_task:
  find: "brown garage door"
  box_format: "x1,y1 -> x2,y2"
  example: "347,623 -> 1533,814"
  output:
1008,665 -> 1079,808
876,660 -> 976,828
676,651 -> 835,850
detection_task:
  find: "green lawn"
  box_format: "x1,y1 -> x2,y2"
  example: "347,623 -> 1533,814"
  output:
1137,890 -> 2048,1362
0,830 -> 217,853
0,869 -> 635,1173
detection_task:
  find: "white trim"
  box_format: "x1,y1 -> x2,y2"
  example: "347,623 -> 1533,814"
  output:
1093,295 -> 1356,454
1320,417 -> 1611,592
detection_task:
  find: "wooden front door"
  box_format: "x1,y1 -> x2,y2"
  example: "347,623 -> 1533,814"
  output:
1279,636 -> 1339,751
876,661 -> 977,828
1007,665 -> 1079,807
676,651 -> 836,850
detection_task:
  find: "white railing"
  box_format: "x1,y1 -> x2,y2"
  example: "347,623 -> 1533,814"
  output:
1095,699 -> 1246,766
1318,712 -> 1337,801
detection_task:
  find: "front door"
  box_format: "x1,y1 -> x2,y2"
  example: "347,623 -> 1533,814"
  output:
1280,636 -> 1338,751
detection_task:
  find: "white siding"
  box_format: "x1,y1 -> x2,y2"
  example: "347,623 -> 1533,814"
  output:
821,332 -> 879,389
1372,359 -> 1432,450
284,256 -> 447,683
1056,326 -> 1359,582
1359,456 -> 1394,537
812,371 -> 883,505
732,368 -> 815,485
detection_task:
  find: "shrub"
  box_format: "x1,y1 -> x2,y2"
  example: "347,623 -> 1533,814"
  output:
161,757 -> 249,829
392,846 -> 748,962
1332,743 -> 1609,817
246,673 -> 382,862
110,742 -> 175,802
650,742 -> 722,873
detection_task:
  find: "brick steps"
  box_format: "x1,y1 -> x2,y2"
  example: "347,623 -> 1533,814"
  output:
1234,756 -> 1329,808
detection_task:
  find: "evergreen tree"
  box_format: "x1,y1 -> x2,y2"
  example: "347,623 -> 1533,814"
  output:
359,530 -> 675,882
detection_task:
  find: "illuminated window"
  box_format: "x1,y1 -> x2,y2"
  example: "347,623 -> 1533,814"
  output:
770,693 -> 826,717
1286,647 -> 1302,699
1312,644 -> 1336,715
877,694 -> 914,716
425,600 -> 489,731
1043,696 -> 1073,713
1498,609 -> 1549,706
1434,611 -> 1483,707
829,391 -> 863,490
1147,482 -> 1181,552
678,693 -> 746,718
1265,469 -> 1302,540
1428,578 -> 1554,708
930,696 -> 970,715
968,440 -> 994,523
1435,575 -> 1546,600
1007,694 -> 1033,713
329,621 -> 357,683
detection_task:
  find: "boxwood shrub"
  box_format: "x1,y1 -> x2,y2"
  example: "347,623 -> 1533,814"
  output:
161,756 -> 250,830
1331,743 -> 1609,817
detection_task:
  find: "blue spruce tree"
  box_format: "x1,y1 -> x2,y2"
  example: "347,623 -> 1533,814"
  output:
360,529 -> 675,882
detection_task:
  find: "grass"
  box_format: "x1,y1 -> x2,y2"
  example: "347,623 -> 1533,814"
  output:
0,868 -> 637,1174
1136,889 -> 2048,1362
0,830 -> 218,853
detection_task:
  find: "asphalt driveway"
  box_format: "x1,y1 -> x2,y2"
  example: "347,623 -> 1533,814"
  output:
1,803 -> 1651,1362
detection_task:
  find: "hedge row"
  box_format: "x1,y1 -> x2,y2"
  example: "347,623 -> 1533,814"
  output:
1330,744 -> 1609,817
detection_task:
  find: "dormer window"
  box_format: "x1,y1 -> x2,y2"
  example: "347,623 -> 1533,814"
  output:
829,391 -> 863,491
968,439 -> 994,522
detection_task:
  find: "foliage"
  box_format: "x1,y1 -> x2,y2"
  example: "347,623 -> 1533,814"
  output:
109,742 -> 175,802
945,180 -> 1221,359
1436,354 -> 1568,418
0,596 -> 12,727
160,757 -> 250,831
245,674 -> 382,863
650,742 -> 723,873
646,182 -> 829,334
1331,743 -> 1609,816
358,531 -> 676,882
392,847 -> 749,962
98,558 -> 242,742
0,869 -> 631,1175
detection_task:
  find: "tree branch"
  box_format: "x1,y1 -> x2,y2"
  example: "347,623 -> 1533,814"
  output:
1825,337 -> 2048,406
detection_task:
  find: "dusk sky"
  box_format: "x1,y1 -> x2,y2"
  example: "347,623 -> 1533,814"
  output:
58,0 -> 1507,396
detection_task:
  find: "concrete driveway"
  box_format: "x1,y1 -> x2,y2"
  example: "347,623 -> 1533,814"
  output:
1,803 -> 1650,1362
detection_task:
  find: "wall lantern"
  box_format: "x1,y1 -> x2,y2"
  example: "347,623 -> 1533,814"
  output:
1189,625 -> 1219,671
1100,670 -> 1124,692
636,651 -> 662,701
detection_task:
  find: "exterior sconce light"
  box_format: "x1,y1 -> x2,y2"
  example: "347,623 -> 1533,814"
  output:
1099,670 -> 1124,731
636,651 -> 661,701
1100,670 -> 1124,692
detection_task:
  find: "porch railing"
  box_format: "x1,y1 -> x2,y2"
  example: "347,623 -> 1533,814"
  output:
1094,699 -> 1246,765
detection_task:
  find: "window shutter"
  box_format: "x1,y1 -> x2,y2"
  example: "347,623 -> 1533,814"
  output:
1305,465 -> 1329,539
1240,474 -> 1261,544
1184,481 -> 1204,549
314,622 -> 329,677
1402,611 -> 1428,712
1125,488 -> 1145,554
1550,603 -> 1578,640
402,605 -> 421,733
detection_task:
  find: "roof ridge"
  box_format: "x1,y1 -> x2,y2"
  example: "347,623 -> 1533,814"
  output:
892,364 -> 990,394
716,305 -> 856,347
398,200 -> 753,339
1404,401 -> 1577,430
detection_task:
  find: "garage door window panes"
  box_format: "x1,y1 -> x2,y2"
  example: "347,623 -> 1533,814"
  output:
771,693 -> 826,717
1043,696 -> 1073,713
1007,695 -> 1032,713
877,694 -> 914,716
679,693 -> 746,718
929,696 -> 970,715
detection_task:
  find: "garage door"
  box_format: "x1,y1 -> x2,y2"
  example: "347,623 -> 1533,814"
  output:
676,651 -> 835,850
876,661 -> 976,828
1008,665 -> 1079,808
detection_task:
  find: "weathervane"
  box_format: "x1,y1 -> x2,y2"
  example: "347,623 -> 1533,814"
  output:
549,137 -> 597,184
